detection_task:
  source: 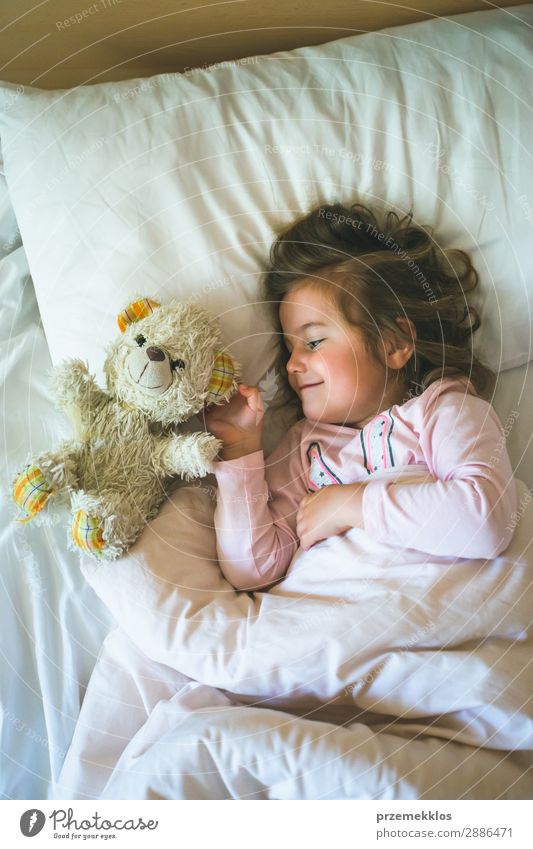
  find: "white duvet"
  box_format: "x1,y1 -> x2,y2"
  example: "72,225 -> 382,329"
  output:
54,474 -> 533,800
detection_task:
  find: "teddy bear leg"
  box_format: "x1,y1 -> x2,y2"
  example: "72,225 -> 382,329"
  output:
12,445 -> 79,522
70,507 -> 106,557
12,463 -> 55,521
68,491 -> 131,561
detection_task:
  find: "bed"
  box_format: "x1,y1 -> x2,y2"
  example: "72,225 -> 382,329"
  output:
1,0 -> 533,801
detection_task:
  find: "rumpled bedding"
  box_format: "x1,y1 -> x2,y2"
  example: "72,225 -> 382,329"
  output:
55,472 -> 533,799
0,176 -> 116,800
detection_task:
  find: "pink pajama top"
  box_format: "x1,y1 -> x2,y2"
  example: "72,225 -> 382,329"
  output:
213,377 -> 517,591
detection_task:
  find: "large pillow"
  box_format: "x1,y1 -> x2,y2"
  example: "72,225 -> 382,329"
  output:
0,4 -> 532,395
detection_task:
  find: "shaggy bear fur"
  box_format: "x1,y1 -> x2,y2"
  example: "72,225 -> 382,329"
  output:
12,299 -> 239,559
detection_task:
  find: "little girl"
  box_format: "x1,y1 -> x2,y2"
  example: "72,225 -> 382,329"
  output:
205,201 -> 517,591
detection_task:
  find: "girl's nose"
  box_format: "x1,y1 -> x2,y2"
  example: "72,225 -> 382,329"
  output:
286,350 -> 304,373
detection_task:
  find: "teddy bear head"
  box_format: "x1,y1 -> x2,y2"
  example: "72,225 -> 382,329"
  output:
104,297 -> 239,426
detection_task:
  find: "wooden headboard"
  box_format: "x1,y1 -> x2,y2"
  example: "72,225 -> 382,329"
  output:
1,0 -> 529,89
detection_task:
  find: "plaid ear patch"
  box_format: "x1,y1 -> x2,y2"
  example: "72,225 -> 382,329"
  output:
13,465 -> 53,520
117,297 -> 160,332
208,352 -> 235,399
71,510 -> 106,554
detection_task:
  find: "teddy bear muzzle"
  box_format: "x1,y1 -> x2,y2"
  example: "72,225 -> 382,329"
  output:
125,345 -> 174,394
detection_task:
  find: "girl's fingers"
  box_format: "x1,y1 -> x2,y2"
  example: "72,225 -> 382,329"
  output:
241,387 -> 263,414
239,383 -> 258,395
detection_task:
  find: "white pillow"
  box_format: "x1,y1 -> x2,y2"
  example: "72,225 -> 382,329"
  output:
0,4 -> 532,393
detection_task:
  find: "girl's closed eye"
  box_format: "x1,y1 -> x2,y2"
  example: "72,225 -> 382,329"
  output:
284,337 -> 325,353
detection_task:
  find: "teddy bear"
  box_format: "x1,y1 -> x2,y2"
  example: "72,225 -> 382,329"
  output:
12,296 -> 239,560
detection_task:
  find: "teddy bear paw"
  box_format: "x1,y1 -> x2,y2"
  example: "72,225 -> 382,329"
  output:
13,464 -> 55,521
71,509 -> 106,556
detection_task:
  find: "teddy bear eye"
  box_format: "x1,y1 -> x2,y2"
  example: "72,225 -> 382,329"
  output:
135,334 -> 146,347
170,358 -> 186,371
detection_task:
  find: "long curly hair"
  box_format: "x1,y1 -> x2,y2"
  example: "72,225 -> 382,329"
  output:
262,201 -> 494,420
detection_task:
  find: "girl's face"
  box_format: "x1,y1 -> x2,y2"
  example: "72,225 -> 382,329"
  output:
279,283 -> 409,428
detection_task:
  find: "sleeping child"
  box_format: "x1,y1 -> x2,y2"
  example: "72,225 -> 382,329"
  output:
205,201 -> 517,591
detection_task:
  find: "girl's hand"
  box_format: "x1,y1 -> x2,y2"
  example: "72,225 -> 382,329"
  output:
204,384 -> 264,459
296,483 -> 365,551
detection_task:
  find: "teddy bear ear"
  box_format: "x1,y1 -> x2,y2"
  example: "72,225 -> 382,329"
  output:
206,351 -> 238,402
117,297 -> 161,333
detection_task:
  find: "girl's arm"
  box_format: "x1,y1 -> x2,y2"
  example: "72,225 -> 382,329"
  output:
213,438 -> 306,590
361,386 -> 518,559
205,387 -> 307,591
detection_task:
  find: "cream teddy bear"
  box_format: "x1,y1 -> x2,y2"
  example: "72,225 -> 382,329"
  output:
12,297 -> 239,559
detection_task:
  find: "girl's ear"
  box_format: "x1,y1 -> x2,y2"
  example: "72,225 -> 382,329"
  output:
385,317 -> 416,369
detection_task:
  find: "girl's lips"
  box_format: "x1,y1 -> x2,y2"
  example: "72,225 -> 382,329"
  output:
300,382 -> 323,391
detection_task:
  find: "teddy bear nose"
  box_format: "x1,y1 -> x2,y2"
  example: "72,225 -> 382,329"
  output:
146,346 -> 165,362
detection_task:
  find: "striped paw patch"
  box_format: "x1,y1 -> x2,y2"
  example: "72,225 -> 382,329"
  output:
13,465 -> 53,520
71,510 -> 106,554
208,352 -> 236,399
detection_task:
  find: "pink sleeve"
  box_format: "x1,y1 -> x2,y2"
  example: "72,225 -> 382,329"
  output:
213,424 -> 307,591
362,385 -> 518,559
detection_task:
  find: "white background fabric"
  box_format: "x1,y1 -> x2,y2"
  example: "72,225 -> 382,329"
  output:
0,175 -> 115,799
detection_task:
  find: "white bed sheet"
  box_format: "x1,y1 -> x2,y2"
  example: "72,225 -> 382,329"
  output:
1,169 -> 533,799
0,175 -> 115,799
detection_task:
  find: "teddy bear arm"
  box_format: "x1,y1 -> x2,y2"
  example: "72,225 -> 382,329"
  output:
156,432 -> 222,480
50,358 -> 107,412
